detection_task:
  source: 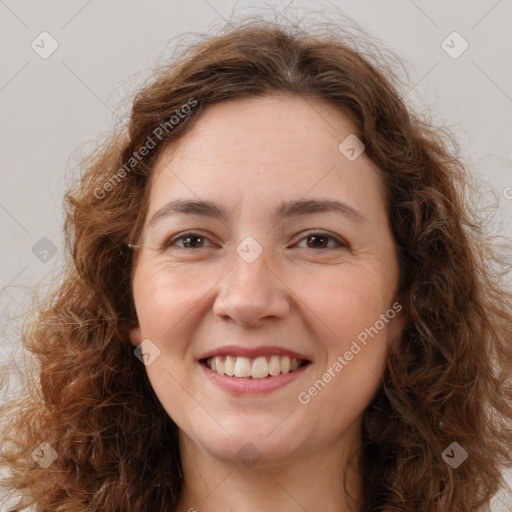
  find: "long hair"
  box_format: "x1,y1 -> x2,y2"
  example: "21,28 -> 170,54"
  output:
1,14 -> 511,512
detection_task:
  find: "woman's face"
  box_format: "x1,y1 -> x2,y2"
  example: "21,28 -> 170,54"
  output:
129,93 -> 403,467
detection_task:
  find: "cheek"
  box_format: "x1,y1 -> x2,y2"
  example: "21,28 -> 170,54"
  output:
297,268 -> 395,419
132,263 -> 207,339
132,266 -> 199,423
301,264 -> 395,348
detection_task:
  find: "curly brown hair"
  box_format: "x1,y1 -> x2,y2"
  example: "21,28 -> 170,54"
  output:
1,13 -> 512,512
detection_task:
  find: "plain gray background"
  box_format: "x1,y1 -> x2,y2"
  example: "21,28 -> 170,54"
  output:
1,0 -> 511,509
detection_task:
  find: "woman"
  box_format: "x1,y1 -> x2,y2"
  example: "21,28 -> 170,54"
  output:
1,16 -> 511,512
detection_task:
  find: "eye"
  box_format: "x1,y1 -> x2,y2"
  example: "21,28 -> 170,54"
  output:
165,231 -> 215,249
164,230 -> 349,251
295,231 -> 349,250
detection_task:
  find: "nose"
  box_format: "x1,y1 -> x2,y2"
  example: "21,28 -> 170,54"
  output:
212,240 -> 291,326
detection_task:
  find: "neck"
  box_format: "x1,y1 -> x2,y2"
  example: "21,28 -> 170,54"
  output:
175,423 -> 363,512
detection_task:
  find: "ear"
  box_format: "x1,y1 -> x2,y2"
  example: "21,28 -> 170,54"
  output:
128,325 -> 142,348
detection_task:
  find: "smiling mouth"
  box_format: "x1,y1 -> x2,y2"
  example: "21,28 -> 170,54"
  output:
202,355 -> 310,379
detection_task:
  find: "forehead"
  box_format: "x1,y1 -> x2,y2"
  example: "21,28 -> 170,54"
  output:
147,93 -> 387,222
155,93 -> 360,169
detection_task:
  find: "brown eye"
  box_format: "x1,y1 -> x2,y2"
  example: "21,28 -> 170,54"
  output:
166,232 -> 214,249
296,232 -> 348,250
164,231 -> 349,251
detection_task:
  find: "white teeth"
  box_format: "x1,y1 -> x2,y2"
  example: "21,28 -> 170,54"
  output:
269,355 -> 281,376
251,357 -> 269,379
281,355 -> 290,374
206,355 -> 305,378
214,356 -> 224,374
234,356 -> 252,377
224,355 -> 235,376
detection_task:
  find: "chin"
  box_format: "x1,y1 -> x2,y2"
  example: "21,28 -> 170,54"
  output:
183,417 -> 304,467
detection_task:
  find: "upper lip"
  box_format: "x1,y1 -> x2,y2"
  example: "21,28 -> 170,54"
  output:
198,345 -> 311,361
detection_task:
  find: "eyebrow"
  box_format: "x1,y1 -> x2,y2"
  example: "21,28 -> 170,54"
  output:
148,198 -> 367,227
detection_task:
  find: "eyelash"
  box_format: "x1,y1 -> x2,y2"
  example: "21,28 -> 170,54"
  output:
164,230 -> 349,251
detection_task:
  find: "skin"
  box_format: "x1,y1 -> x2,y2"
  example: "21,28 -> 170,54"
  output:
129,93 -> 404,512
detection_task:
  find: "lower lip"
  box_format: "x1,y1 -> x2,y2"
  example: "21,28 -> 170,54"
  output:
200,362 -> 311,395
